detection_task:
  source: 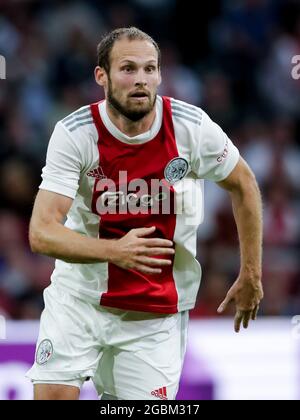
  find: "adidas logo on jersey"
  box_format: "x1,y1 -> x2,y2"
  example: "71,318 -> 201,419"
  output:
87,166 -> 106,180
151,386 -> 168,400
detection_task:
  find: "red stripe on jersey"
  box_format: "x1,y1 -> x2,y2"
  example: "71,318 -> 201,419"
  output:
90,97 -> 179,313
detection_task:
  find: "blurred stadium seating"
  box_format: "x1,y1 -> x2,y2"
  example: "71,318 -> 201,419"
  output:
1,0 -> 300,321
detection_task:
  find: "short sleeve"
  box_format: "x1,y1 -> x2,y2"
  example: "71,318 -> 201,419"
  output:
39,122 -> 82,199
191,111 -> 240,182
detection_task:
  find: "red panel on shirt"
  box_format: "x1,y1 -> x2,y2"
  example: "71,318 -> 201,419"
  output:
90,97 -> 179,313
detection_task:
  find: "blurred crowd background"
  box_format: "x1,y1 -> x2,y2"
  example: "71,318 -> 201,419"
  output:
0,0 -> 299,320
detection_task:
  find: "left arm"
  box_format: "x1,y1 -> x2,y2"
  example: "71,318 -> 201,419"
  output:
216,157 -> 264,332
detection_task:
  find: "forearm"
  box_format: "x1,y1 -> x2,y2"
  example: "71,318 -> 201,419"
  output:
229,179 -> 263,280
30,221 -> 114,264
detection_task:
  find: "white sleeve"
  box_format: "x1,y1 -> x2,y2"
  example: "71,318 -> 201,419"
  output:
191,111 -> 240,182
39,122 -> 82,199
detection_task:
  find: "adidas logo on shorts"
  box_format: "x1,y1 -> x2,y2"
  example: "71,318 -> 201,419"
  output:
151,386 -> 168,400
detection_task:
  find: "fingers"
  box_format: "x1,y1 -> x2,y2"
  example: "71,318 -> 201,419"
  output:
235,307 -> 259,333
134,264 -> 163,275
234,310 -> 244,333
143,238 -> 174,248
133,226 -> 157,238
142,247 -> 175,256
120,228 -> 175,273
131,227 -> 174,247
242,311 -> 252,329
217,294 -> 232,314
137,256 -> 172,267
251,305 -> 259,320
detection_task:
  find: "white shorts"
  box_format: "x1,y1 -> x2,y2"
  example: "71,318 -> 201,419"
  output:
26,283 -> 189,400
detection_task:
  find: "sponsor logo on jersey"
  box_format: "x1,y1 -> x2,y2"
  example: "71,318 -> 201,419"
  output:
217,138 -> 229,163
164,158 -> 188,184
100,190 -> 167,209
92,171 -> 172,215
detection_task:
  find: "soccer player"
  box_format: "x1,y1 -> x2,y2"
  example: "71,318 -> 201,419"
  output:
26,27 -> 263,400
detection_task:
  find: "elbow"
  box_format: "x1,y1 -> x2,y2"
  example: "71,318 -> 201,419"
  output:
29,230 -> 41,254
29,225 -> 45,254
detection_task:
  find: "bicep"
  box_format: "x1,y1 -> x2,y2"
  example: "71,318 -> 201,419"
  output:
217,157 -> 256,192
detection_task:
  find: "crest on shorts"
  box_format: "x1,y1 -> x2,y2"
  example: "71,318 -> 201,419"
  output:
36,339 -> 53,365
164,157 -> 188,185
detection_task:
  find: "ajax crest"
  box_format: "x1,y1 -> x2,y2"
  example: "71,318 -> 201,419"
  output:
164,157 -> 188,185
36,339 -> 53,365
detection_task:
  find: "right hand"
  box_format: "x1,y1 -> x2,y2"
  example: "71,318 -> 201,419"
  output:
109,226 -> 175,274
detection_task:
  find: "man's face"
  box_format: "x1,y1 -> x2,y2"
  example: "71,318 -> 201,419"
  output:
98,38 -> 161,121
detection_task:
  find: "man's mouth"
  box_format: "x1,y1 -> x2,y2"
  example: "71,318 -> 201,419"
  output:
130,92 -> 149,98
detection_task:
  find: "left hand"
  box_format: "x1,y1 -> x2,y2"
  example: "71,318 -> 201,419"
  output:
217,275 -> 264,333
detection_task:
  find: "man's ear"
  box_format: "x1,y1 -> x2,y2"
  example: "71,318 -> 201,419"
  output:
95,66 -> 107,87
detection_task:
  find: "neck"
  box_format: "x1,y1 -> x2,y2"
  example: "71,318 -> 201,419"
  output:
106,102 -> 156,137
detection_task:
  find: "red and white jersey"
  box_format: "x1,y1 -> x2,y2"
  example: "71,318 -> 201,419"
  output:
40,96 -> 239,313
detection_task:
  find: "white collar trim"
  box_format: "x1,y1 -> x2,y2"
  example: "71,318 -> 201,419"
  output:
99,96 -> 163,145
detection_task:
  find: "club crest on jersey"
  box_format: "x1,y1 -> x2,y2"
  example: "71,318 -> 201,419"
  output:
36,339 -> 53,365
164,157 -> 188,185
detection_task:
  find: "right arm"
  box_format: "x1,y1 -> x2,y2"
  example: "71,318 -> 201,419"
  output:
32,121 -> 174,274
29,189 -> 174,274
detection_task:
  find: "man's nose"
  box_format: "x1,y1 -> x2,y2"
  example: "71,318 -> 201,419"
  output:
134,69 -> 147,86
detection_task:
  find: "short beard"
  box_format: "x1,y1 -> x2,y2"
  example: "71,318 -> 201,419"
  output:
107,78 -> 156,122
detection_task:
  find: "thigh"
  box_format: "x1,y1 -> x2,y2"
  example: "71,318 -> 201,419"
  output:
34,383 -> 80,400
26,284 -> 103,384
94,311 -> 189,400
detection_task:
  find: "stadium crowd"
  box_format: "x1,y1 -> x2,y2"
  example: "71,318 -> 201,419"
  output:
0,0 -> 299,319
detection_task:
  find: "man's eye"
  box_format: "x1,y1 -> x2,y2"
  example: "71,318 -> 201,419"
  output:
146,66 -> 155,72
122,66 -> 133,72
